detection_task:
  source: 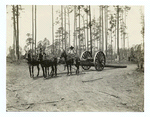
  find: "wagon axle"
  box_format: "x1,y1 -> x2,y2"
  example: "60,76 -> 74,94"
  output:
80,51 -> 106,71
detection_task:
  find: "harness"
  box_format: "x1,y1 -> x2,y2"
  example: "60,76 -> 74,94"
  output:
39,53 -> 43,61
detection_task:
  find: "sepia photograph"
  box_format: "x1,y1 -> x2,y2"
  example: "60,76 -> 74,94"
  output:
6,4 -> 144,112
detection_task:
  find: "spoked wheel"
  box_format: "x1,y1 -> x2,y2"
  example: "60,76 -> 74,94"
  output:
94,51 -> 106,71
80,51 -> 92,70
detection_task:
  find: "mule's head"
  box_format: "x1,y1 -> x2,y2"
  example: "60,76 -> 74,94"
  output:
60,50 -> 67,59
57,50 -> 66,64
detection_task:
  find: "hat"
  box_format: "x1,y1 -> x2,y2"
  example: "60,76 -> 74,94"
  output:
70,46 -> 74,50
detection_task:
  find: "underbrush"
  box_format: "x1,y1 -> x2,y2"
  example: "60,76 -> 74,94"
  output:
133,69 -> 144,88
6,57 -> 27,66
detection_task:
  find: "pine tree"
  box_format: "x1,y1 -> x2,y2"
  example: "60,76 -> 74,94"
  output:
16,5 -> 19,60
35,5 -> 37,55
52,5 -> 54,53
117,5 -> 120,61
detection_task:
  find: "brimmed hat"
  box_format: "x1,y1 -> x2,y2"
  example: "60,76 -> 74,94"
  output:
70,46 -> 74,50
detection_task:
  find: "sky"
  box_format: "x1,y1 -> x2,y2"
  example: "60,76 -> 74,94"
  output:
6,5 -> 144,55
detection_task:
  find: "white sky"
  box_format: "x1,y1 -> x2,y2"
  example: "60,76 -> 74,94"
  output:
6,5 -> 144,54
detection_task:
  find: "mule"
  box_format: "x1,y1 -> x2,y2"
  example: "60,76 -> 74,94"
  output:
25,50 -> 58,78
60,50 -> 80,75
40,54 -> 57,78
26,52 -> 44,78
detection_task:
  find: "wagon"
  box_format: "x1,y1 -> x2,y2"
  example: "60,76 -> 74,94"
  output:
80,50 -> 106,71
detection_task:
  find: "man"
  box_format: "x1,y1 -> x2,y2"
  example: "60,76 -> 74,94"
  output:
62,46 -> 76,70
68,46 -> 76,64
68,46 -> 76,55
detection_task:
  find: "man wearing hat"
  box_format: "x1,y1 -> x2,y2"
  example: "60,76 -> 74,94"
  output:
63,46 -> 77,70
68,46 -> 76,64
68,46 -> 76,55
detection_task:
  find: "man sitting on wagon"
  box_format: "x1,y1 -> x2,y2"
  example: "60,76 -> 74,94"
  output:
67,46 -> 76,58
68,46 -> 76,56
67,46 -> 77,64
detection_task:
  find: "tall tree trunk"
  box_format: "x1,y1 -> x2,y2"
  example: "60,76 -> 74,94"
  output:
114,14 -> 117,54
52,5 -> 54,53
12,5 -> 16,51
105,6 -> 108,57
102,6 -> 104,52
59,32 -> 60,54
121,10 -> 123,49
117,5 -> 120,61
120,8 -> 123,60
79,6 -> 81,55
64,6 -> 66,50
83,15 -> 86,50
16,5 -> 19,60
93,11 -> 96,52
75,6 -> 77,53
68,7 -> 70,46
127,34 -> 129,49
12,5 -> 17,61
111,29 -> 112,62
61,5 -> 63,50
74,6 -> 76,48
120,13 -> 122,49
86,5 -> 89,51
32,5 -> 34,59
94,19 -> 96,52
35,5 -> 37,55
89,5 -> 92,56
123,8 -> 126,49
99,6 -> 102,50
122,8 -> 125,59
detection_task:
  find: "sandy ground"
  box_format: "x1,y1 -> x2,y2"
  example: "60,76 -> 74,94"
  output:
6,61 -> 144,112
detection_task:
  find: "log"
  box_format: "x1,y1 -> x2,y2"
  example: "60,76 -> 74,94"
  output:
105,64 -> 127,68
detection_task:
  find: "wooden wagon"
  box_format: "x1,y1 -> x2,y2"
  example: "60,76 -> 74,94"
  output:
80,51 -> 106,71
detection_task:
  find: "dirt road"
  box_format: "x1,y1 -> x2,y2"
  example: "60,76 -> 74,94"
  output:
6,62 -> 144,112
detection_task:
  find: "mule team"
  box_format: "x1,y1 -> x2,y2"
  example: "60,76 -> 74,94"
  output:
26,46 -> 80,78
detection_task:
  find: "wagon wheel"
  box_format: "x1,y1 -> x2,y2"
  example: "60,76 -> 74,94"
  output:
94,51 -> 106,71
80,51 -> 92,70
